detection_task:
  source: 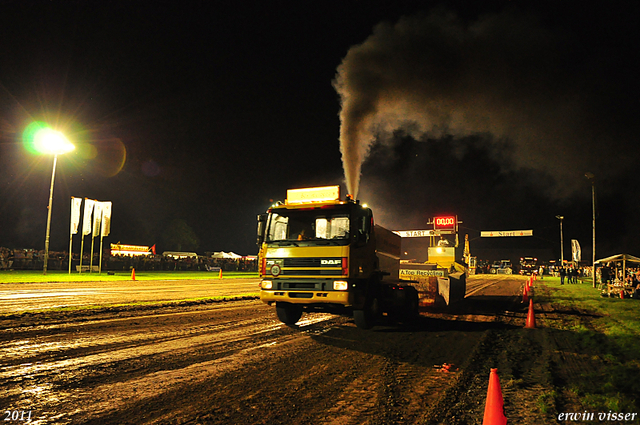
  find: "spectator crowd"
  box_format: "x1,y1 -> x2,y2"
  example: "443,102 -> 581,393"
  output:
0,247 -> 258,272
597,263 -> 640,299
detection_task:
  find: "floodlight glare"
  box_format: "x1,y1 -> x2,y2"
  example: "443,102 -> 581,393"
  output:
34,128 -> 75,155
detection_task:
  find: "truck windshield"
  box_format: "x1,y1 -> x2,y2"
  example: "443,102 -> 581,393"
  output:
266,210 -> 350,242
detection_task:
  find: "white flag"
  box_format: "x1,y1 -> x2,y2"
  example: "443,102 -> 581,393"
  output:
92,202 -> 103,237
571,239 -> 582,262
82,199 -> 96,236
100,202 -> 112,237
70,197 -> 82,235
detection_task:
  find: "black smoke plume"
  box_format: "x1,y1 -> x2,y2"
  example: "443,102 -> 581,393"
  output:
334,7 -> 639,200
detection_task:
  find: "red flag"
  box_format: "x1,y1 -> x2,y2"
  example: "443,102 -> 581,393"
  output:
150,244 -> 156,255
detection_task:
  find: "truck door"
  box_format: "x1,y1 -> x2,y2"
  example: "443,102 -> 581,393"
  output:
350,207 -> 376,279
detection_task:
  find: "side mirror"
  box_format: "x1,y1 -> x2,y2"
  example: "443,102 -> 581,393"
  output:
256,214 -> 267,246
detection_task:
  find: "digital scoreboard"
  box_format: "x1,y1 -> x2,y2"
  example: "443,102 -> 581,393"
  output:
434,216 -> 456,229
433,216 -> 457,233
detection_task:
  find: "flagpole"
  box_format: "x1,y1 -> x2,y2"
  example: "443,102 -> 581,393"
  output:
69,197 -> 73,274
99,235 -> 104,274
79,235 -> 85,273
585,173 -> 596,288
69,233 -> 73,274
90,235 -> 95,273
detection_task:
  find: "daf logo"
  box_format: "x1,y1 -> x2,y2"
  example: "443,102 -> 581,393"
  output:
321,259 -> 341,265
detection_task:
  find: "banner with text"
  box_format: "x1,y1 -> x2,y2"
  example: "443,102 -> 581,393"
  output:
481,230 -> 533,237
394,229 -> 443,238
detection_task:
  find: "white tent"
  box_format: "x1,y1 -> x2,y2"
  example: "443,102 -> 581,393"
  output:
595,254 -> 640,281
211,251 -> 243,259
162,251 -> 198,259
595,253 -> 640,264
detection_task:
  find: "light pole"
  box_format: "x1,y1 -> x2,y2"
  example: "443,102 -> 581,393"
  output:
585,172 -> 596,288
556,215 -> 564,266
35,128 -> 75,275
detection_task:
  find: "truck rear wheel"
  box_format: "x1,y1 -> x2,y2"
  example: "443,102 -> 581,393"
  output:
402,287 -> 420,322
275,302 -> 303,325
354,296 -> 380,330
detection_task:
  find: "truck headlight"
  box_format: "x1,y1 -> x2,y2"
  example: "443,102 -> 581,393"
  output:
333,280 -> 348,291
261,280 -> 273,289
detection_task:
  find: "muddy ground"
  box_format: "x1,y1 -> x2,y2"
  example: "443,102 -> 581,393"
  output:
0,275 -> 597,424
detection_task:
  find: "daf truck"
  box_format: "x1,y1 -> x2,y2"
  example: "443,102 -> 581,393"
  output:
257,185 -> 419,329
519,257 -> 538,275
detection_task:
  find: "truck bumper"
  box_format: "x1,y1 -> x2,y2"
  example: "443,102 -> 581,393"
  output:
260,290 -> 352,306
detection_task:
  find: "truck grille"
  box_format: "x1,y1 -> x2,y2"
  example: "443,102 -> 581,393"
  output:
283,258 -> 341,267
280,269 -> 342,276
265,257 -> 344,277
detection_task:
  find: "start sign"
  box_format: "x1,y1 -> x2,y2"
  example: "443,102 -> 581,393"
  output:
434,216 -> 456,230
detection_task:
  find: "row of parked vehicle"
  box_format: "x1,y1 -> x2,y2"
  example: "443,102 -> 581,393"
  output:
475,257 -> 542,275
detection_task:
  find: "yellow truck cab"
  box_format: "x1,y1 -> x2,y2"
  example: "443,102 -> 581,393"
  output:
257,186 -> 417,329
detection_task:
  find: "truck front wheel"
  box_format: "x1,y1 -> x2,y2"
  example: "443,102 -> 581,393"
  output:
353,296 -> 380,330
275,302 -> 303,325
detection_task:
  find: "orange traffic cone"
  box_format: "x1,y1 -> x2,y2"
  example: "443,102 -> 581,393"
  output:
131,268 -> 136,281
522,285 -> 529,303
525,298 -> 536,329
482,368 -> 507,425
218,268 -> 223,279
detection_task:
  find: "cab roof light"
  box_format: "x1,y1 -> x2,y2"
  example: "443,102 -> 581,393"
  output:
286,185 -> 341,205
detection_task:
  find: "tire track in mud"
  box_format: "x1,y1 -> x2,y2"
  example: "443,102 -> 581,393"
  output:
0,302 -> 274,370
0,300 -> 340,424
89,317 -> 353,425
165,314 -> 511,425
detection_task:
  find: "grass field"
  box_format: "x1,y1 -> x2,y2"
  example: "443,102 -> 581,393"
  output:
539,277 -> 640,414
0,270 -> 259,283
541,277 -> 640,356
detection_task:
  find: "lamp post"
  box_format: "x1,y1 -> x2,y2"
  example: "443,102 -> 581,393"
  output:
35,128 -> 75,275
585,172 -> 596,288
555,215 -> 564,266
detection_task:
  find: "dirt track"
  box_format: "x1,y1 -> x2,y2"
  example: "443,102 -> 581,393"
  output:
0,275 -> 567,424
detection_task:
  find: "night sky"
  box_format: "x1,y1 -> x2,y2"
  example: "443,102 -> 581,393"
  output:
1,1 -> 639,261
